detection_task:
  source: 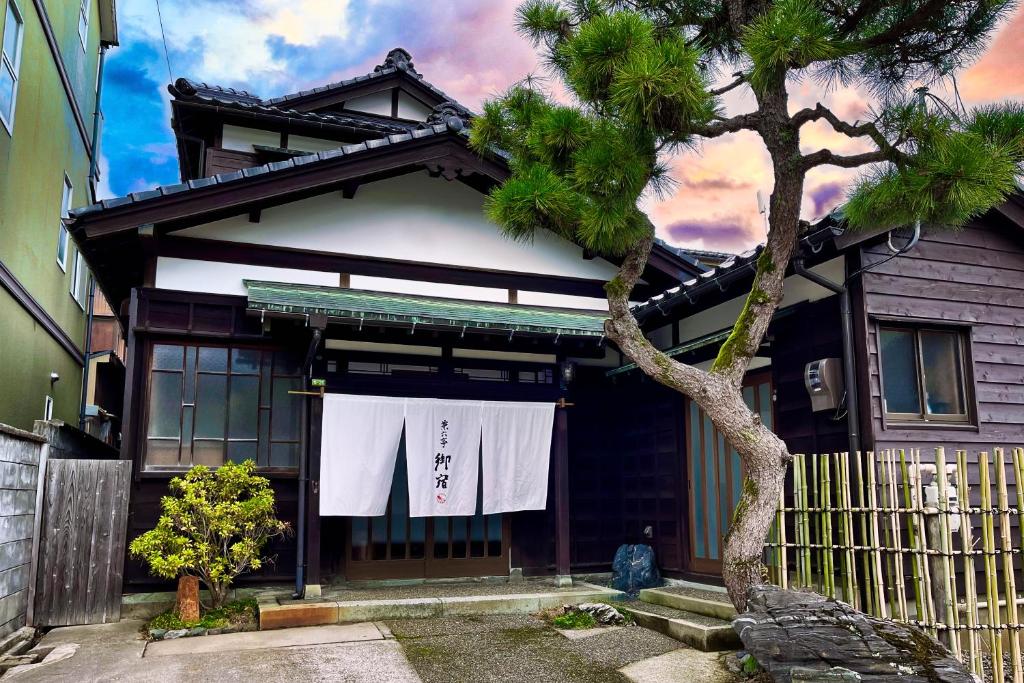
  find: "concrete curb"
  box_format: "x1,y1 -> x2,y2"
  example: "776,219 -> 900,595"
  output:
638,588 -> 737,621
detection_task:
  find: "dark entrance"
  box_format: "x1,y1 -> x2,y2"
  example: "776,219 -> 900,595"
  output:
686,371 -> 774,576
345,436 -> 509,579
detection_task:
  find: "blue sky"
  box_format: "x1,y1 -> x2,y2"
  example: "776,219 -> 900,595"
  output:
99,0 -> 1024,252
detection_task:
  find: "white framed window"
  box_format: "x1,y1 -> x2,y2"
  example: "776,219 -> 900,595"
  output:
70,250 -> 88,308
0,0 -> 24,133
43,395 -> 54,421
78,0 -> 90,48
57,176 -> 73,271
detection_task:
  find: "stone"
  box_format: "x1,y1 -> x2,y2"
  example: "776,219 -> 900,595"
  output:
508,568 -> 525,585
175,575 -> 201,624
572,602 -> 625,625
163,629 -> 189,640
207,628 -> 222,636
734,586 -> 974,683
187,627 -> 207,637
149,629 -> 167,640
610,544 -> 661,595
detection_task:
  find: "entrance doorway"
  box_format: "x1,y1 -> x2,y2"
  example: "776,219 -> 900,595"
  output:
345,435 -> 510,580
686,372 -> 774,575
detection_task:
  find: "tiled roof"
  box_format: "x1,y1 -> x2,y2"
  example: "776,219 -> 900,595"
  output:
172,87 -> 415,134
69,124 -> 463,219
632,246 -> 764,316
245,280 -> 608,337
173,78 -> 262,105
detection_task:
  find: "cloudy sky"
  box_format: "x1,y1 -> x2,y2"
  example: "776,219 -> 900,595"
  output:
101,0 -> 1024,254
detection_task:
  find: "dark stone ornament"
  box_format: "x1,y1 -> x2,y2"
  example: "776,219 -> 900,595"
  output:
377,48 -> 417,74
734,586 -> 975,683
426,102 -> 470,131
610,544 -> 662,595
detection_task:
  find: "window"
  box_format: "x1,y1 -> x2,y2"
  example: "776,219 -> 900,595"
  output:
57,177 -> 73,270
43,395 -> 53,421
144,343 -> 304,470
70,251 -> 88,308
0,0 -> 23,132
878,325 -> 972,424
78,0 -> 90,47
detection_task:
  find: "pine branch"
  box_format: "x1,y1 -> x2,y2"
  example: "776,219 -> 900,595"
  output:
710,72 -> 748,96
801,148 -> 893,169
691,112 -> 760,138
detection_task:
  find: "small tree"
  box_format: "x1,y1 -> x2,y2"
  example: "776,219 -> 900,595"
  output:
130,460 -> 290,609
471,0 -> 1024,609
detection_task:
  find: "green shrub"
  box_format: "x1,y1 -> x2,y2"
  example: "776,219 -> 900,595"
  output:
129,460 -> 290,608
552,610 -> 597,629
147,597 -> 258,634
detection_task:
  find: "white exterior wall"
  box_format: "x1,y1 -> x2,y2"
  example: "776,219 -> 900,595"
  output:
343,91 -> 392,116
177,171 -> 620,281
221,124 -> 281,152
288,134 -> 344,153
397,91 -> 433,121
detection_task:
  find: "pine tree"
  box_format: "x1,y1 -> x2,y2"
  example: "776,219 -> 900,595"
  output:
470,0 -> 1024,609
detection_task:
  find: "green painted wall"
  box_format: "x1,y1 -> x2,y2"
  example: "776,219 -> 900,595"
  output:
0,0 -> 108,430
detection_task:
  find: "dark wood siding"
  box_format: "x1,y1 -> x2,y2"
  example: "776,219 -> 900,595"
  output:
204,147 -> 260,176
858,215 -> 1024,452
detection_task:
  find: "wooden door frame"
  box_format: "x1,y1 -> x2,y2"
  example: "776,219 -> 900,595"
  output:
684,370 -> 774,577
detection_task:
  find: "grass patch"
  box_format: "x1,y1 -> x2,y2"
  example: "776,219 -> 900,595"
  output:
552,610 -> 597,630
146,597 -> 258,636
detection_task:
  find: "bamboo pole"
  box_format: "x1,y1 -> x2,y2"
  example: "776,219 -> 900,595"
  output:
889,449 -> 908,622
822,453 -> 835,598
800,453 -> 812,588
979,451 -> 1003,683
934,447 -> 961,657
912,448 -> 936,634
841,452 -> 860,610
794,453 -> 804,587
855,451 -> 876,615
777,478 -> 788,590
813,452 -> 821,592
878,450 -> 900,618
957,449 -> 982,677
995,447 -> 1021,683
1011,447 -> 1024,682
865,451 -> 889,618
900,448 -> 927,624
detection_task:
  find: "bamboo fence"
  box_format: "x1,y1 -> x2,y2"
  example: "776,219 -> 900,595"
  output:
765,447 -> 1024,683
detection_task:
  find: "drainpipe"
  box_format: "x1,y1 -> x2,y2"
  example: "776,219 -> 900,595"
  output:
792,258 -> 861,458
294,327 -> 323,599
88,46 -> 107,197
79,278 -> 96,432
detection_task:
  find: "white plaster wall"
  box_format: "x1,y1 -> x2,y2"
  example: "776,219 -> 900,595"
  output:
343,91 -> 392,116
516,290 -> 607,311
177,171 -> 621,281
221,124 -> 281,152
288,134 -> 344,153
154,258 -> 338,296
398,91 -> 433,121
676,257 -> 844,344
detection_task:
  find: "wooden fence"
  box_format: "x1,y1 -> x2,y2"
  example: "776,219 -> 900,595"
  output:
32,459 -> 132,627
766,448 -> 1024,682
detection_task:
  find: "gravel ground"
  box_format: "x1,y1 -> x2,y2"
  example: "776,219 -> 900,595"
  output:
386,614 -> 682,683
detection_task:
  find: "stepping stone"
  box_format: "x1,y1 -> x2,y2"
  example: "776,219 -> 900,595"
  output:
620,648 -> 734,683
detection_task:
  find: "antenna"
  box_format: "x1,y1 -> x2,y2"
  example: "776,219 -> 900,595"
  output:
756,190 -> 769,235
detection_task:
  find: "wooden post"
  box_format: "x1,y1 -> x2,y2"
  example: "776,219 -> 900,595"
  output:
305,396 -> 323,592
553,405 -> 571,585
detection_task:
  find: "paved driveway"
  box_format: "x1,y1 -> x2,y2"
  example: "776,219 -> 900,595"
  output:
8,620 -> 421,682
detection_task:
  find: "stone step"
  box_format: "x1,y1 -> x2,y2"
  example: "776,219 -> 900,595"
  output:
615,599 -> 739,652
638,586 -> 737,621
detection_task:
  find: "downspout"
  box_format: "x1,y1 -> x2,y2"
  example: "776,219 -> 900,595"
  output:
792,258 -> 861,457
88,46 -> 107,196
78,278 -> 96,431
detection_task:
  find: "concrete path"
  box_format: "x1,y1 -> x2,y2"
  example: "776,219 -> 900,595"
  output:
9,619 -> 422,683
619,647 -> 737,683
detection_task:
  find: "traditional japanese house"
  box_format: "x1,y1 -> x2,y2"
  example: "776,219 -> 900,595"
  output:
69,49 -> 1024,593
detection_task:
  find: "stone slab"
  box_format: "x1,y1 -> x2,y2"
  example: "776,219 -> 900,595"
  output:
620,648 -> 735,683
555,625 -> 623,640
338,598 -> 443,623
639,588 -> 737,621
145,623 -> 384,657
618,605 -> 739,652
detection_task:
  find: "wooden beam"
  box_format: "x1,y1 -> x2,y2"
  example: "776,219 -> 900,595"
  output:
554,406 -> 571,578
248,209 -> 262,223
306,396 -> 323,587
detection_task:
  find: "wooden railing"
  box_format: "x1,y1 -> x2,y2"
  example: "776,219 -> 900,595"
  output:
766,448 -> 1024,682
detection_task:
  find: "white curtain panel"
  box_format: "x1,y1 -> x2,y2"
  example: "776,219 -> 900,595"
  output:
405,398 -> 483,517
480,401 -> 556,514
319,394 -> 407,516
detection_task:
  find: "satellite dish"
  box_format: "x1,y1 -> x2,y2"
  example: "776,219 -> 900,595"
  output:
887,220 -> 921,254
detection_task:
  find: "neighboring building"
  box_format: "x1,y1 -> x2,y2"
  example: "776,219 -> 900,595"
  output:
68,48 -> 1024,591
0,0 -> 118,430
